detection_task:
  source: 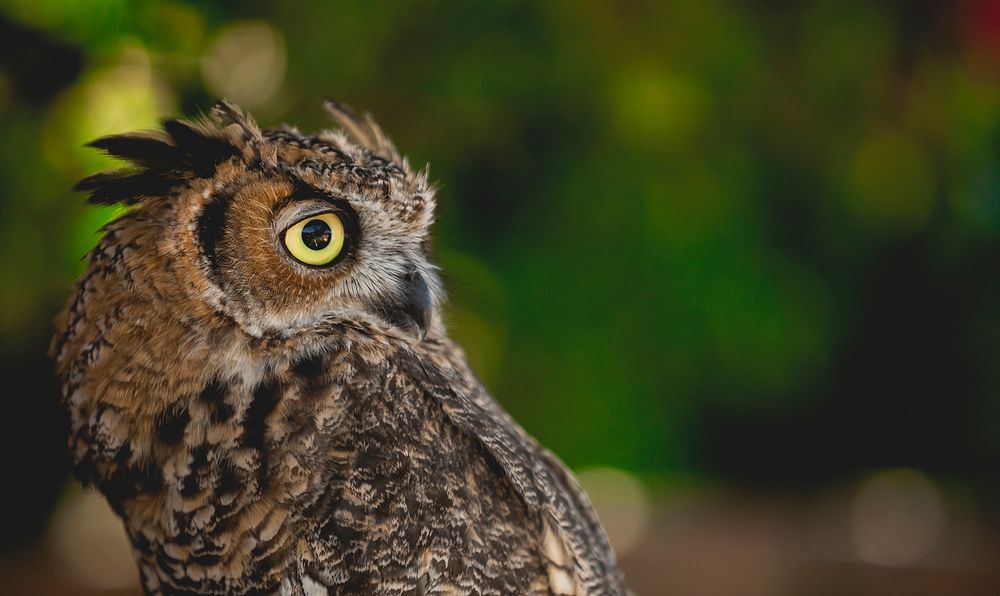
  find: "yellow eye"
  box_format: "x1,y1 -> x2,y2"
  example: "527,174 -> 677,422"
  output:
283,212 -> 345,266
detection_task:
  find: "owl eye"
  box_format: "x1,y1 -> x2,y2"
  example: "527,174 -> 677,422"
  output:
283,212 -> 345,266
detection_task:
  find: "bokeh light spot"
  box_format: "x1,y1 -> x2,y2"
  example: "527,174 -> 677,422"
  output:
849,468 -> 946,566
201,20 -> 286,108
576,467 -> 651,558
49,488 -> 137,590
611,69 -> 708,148
846,129 -> 936,231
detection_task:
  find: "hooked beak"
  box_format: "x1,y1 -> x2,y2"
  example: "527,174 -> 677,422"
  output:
395,270 -> 433,339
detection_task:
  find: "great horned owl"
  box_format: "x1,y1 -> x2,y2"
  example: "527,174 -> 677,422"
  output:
51,101 -> 627,595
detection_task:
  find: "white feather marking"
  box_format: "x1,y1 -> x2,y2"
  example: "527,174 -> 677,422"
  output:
300,574 -> 327,596
543,519 -> 576,595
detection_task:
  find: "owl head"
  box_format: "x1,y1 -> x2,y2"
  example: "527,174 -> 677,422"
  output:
73,100 -> 443,343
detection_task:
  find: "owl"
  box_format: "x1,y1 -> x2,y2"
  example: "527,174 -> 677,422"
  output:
51,100 -> 627,595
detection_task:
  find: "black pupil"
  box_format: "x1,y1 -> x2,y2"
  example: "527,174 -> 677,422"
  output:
301,219 -> 332,250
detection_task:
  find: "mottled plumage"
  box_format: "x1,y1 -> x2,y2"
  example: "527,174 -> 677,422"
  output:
51,100 -> 627,595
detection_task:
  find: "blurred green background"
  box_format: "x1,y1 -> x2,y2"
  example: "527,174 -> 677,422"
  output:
2,0 -> 1000,594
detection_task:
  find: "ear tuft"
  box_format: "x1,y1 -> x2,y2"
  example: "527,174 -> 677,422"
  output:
161,117 -> 242,176
75,105 -> 249,205
212,99 -> 276,165
323,98 -> 402,164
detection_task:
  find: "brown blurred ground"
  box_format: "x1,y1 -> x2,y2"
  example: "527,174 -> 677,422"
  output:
5,487 -> 999,596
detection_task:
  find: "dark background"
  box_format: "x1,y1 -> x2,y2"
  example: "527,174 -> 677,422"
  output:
1,1 -> 999,594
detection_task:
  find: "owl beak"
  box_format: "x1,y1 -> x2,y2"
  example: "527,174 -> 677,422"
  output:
400,270 -> 433,340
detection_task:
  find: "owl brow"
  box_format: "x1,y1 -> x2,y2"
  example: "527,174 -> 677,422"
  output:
281,178 -> 357,220
287,177 -> 341,204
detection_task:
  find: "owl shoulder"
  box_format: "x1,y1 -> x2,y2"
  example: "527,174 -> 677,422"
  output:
397,338 -> 627,595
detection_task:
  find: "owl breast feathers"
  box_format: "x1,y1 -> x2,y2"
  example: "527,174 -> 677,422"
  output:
51,100 -> 627,595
